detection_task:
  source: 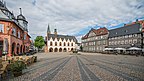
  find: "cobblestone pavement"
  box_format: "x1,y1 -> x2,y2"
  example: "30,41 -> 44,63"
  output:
5,52 -> 144,81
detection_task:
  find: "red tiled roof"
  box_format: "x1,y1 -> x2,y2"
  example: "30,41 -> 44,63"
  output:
82,33 -> 88,39
82,27 -> 108,39
96,27 -> 108,36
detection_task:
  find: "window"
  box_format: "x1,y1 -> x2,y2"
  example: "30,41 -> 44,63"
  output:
64,42 -> 66,46
125,30 -> 128,32
133,39 -> 137,43
12,28 -> 16,36
59,42 -> 62,46
0,24 -> 4,33
18,31 -> 20,38
55,42 -> 57,46
24,34 -> 26,40
68,43 -> 69,46
50,42 -> 53,46
71,43 -> 73,46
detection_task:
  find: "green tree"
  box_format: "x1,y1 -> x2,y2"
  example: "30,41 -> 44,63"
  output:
80,45 -> 83,51
34,36 -> 45,51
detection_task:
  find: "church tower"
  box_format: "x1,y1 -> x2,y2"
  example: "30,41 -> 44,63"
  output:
47,24 -> 51,34
47,24 -> 51,40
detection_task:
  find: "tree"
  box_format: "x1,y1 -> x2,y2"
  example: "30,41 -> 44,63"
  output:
80,45 -> 83,51
34,36 -> 45,51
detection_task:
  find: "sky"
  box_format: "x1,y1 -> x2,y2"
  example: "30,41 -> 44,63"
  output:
4,0 -> 144,42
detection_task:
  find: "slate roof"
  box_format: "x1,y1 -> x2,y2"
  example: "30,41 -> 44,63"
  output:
108,23 -> 141,38
48,34 -> 78,43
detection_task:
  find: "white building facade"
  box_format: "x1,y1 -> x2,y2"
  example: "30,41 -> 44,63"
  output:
45,25 -> 77,52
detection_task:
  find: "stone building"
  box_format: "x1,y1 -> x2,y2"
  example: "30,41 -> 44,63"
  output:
45,25 -> 77,52
107,23 -> 144,54
0,1 -> 31,55
81,27 -> 108,53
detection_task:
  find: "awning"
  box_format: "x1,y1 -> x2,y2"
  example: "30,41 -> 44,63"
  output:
115,48 -> 126,50
128,47 -> 141,50
104,48 -> 114,51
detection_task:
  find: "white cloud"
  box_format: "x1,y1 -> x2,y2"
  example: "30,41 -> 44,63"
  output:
4,0 -> 144,42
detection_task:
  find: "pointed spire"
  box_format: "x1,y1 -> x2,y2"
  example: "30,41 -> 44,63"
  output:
19,8 -> 22,15
47,24 -> 51,34
4,1 -> 6,8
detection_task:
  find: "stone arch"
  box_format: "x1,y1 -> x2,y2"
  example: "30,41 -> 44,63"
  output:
26,46 -> 27,52
23,46 -> 25,53
20,45 -> 23,53
71,48 -> 74,51
59,48 -> 62,52
63,48 -> 67,52
49,48 -> 53,52
12,42 -> 16,55
68,42 -> 70,46
54,48 -> 58,52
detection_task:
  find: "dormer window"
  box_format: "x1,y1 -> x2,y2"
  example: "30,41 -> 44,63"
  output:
18,31 -> 20,38
0,24 -> 4,33
125,30 -> 128,32
12,28 -> 16,36
24,34 -> 26,40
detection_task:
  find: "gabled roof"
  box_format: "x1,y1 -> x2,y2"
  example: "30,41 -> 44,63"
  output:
96,27 -> 108,36
109,23 -> 141,38
82,27 -> 108,39
48,34 -> 77,43
82,33 -> 88,39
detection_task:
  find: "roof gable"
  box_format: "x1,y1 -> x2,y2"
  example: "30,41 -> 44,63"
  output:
48,34 -> 77,43
96,27 -> 108,36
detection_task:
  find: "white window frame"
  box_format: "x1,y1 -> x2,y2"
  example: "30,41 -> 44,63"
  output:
0,24 -> 4,33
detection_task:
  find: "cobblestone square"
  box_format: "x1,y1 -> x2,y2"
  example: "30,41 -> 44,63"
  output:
7,52 -> 144,81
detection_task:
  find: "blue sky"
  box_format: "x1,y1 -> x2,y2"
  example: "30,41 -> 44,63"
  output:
4,0 -> 144,42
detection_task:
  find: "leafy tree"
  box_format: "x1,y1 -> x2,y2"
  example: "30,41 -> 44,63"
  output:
80,45 -> 83,51
34,36 -> 45,51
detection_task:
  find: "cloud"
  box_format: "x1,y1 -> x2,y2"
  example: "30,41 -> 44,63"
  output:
4,0 -> 144,42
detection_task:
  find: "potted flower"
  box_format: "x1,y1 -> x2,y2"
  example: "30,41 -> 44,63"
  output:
9,61 -> 26,77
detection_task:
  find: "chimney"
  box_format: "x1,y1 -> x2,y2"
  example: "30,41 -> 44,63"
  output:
54,29 -> 57,35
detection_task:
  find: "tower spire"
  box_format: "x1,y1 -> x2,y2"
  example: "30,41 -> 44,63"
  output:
19,8 -> 22,15
4,1 -> 6,8
47,24 -> 51,34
